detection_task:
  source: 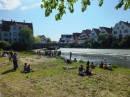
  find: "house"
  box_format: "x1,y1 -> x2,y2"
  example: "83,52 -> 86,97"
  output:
0,19 -> 33,44
112,21 -> 130,39
99,27 -> 112,36
90,28 -> 100,42
68,32 -> 81,44
59,34 -> 72,43
79,29 -> 91,43
38,35 -> 47,43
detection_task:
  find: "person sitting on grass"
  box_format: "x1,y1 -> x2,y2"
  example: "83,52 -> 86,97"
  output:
103,63 -> 108,69
27,64 -> 34,72
73,58 -> 77,62
90,62 -> 96,69
78,65 -> 86,76
99,61 -> 104,68
24,63 -> 28,73
107,63 -> 113,71
85,65 -> 95,75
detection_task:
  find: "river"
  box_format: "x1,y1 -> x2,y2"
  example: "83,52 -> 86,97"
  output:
58,48 -> 130,68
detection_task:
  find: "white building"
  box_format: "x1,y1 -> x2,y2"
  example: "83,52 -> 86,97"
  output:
59,34 -> 72,43
0,20 -> 33,44
99,27 -> 112,36
79,29 -> 91,43
90,28 -> 100,42
112,21 -> 130,39
38,35 -> 47,43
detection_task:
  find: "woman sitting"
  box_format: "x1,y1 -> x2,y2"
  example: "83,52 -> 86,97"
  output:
85,65 -> 95,75
24,63 -> 28,73
73,58 -> 77,62
78,65 -> 85,76
103,63 -> 108,69
27,64 -> 34,72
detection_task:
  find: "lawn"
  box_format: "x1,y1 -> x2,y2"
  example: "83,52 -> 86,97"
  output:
0,50 -> 130,97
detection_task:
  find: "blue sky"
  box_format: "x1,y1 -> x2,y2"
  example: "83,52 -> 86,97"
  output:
0,0 -> 130,41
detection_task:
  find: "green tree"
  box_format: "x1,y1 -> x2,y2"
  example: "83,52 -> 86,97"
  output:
21,27 -> 35,44
98,34 -> 106,47
0,40 -> 10,49
120,35 -> 130,48
41,0 -> 129,20
35,36 -> 41,42
47,37 -> 51,43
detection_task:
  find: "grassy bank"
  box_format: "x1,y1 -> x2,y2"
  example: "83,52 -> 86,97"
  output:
0,51 -> 130,97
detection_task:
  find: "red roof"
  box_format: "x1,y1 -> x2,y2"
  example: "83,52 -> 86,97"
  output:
93,28 -> 100,35
1,20 -> 33,31
100,27 -> 112,34
82,29 -> 91,36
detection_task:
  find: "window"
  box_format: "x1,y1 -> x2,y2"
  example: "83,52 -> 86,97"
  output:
119,22 -> 121,25
117,26 -> 119,30
120,30 -> 122,33
101,31 -> 105,33
4,33 -> 8,36
13,32 -> 17,36
92,33 -> 95,36
122,26 -> 124,29
114,31 -> 117,34
119,34 -> 122,38
124,29 -> 128,33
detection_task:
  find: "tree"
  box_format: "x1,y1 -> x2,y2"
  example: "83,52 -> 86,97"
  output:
47,37 -> 51,43
41,0 -> 130,21
21,27 -> 35,44
0,40 -> 10,49
98,34 -> 106,47
120,35 -> 130,48
35,36 -> 41,42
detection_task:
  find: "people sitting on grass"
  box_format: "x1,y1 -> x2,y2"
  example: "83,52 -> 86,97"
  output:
107,63 -> 113,70
78,65 -> 86,76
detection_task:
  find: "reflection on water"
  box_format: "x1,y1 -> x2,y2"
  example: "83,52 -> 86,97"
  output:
59,48 -> 130,68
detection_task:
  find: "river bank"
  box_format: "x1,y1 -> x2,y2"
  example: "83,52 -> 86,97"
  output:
0,50 -> 130,97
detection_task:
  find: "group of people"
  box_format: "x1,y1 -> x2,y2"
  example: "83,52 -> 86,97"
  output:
23,63 -> 34,73
99,61 -> 113,70
45,50 -> 61,57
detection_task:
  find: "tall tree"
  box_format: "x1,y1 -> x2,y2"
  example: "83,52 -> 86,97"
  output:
21,27 -> 35,44
41,0 -> 130,21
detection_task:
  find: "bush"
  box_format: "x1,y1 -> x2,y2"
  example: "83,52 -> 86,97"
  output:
111,63 -> 118,69
0,40 -> 10,49
79,60 -> 84,63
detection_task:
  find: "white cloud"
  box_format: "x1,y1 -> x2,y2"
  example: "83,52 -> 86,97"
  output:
0,0 -> 21,10
21,2 -> 42,10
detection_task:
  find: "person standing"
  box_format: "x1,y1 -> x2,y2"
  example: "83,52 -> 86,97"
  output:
70,52 -> 72,60
12,52 -> 18,70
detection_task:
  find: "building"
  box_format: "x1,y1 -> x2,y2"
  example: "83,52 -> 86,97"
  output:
79,29 -> 91,43
68,32 -> 81,44
112,21 -> 130,39
89,28 -> 100,42
59,34 -> 72,43
99,27 -> 112,36
38,35 -> 47,43
0,19 -> 33,44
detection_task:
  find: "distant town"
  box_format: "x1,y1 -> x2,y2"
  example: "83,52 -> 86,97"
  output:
0,19 -> 130,49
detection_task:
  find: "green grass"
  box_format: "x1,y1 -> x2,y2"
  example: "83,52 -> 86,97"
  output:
0,51 -> 130,97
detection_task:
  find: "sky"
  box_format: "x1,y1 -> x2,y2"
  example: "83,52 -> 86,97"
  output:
0,0 -> 130,41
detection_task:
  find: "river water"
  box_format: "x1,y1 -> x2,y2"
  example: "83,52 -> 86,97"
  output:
58,48 -> 130,68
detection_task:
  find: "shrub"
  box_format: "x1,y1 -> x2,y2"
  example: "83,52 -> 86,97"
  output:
0,40 -> 10,49
111,63 -> 118,69
79,60 -> 84,63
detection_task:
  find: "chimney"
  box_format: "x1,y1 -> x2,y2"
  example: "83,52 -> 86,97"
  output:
127,21 -> 128,23
23,20 -> 25,23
